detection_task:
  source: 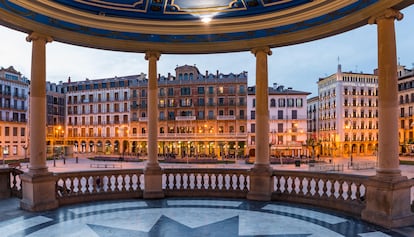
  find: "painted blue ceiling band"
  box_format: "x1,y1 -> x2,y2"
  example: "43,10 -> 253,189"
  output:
0,0 -> 378,43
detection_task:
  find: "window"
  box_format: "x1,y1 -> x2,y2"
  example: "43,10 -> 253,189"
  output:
287,98 -> 294,107
251,124 -> 255,133
278,98 -> 285,107
296,98 -> 303,107
277,123 -> 284,133
168,88 -> 174,96
270,99 -> 276,107
250,111 -> 255,120
197,87 -> 204,94
181,87 -> 191,95
198,98 -> 205,106
291,110 -> 297,119
277,110 -> 284,119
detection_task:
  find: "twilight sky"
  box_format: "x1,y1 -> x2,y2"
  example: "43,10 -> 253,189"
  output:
0,5 -> 413,97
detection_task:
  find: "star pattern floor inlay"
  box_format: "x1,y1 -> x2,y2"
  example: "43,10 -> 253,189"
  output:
0,198 -> 405,237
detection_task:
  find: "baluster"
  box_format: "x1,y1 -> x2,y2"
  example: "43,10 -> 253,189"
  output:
164,173 -> 170,191
215,174 -> 220,190
355,183 -> 363,202
200,173 -> 205,190
70,177 -> 76,195
127,174 -> 132,192
327,179 -> 333,198
322,178 -> 328,198
306,177 -> 312,196
291,177 -> 296,194
207,173 -> 212,190
92,175 -> 97,193
346,182 -> 353,201
283,176 -> 289,194
185,173 -> 190,190
137,174 -> 142,191
228,174 -> 234,190
83,176 -> 90,194
338,180 -> 345,200
275,176 -> 281,193
236,173 -> 241,191
314,178 -> 320,197
298,177 -> 304,196
115,175 -> 120,192
181,173 -> 186,190
120,174 -> 126,192
244,174 -> 249,191
171,173 -> 177,190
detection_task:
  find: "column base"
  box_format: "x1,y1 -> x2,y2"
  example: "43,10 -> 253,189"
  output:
247,164 -> 273,201
361,174 -> 414,228
143,164 -> 164,199
20,171 -> 58,212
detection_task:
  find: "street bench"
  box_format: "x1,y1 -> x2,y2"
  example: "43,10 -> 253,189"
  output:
90,163 -> 122,168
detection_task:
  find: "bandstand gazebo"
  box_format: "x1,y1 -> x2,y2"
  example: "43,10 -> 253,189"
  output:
0,0 -> 413,228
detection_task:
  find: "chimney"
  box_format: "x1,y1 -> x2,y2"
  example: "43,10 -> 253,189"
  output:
206,70 -> 208,77
273,83 -> 278,90
68,76 -> 71,83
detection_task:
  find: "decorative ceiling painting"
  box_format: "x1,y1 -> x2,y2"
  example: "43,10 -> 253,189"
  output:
0,0 -> 412,53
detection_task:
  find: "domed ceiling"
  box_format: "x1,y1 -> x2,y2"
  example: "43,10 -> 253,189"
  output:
0,0 -> 413,53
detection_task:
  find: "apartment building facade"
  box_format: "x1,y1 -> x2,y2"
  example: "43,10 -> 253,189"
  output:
397,65 -> 414,154
58,65 -> 247,157
306,95 -> 320,157
247,84 -> 310,158
317,64 -> 379,157
130,65 -> 248,158
46,81 -> 66,156
63,75 -> 141,154
0,66 -> 29,158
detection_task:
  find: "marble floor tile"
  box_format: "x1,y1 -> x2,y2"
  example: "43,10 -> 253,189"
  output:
0,198 -> 405,237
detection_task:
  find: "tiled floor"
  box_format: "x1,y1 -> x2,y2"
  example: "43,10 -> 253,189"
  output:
0,198 -> 407,237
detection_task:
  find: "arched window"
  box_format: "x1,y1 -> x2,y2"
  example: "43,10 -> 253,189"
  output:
270,99 -> 276,107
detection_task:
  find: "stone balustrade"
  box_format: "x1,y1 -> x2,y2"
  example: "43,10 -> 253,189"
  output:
2,167 -> 413,219
272,170 -> 368,215
55,169 -> 144,205
163,168 -> 249,198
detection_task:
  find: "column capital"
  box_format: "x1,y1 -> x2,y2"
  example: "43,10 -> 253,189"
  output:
251,46 -> 272,57
26,32 -> 53,43
368,8 -> 403,25
145,51 -> 161,61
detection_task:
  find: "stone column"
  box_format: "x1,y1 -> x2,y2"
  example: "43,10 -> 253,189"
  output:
361,9 -> 414,228
247,46 -> 273,201
143,51 -> 164,198
20,32 -> 58,211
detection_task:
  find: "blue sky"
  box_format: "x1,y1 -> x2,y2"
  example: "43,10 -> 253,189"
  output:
0,5 -> 413,97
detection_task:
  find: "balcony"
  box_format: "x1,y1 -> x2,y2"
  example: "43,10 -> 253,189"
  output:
175,116 -> 196,121
217,115 -> 236,120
